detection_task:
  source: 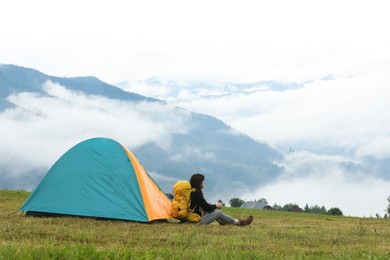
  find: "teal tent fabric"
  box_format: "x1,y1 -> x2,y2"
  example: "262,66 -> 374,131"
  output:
20,138 -> 149,221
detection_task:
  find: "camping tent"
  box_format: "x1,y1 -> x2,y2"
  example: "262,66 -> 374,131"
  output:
20,137 -> 172,222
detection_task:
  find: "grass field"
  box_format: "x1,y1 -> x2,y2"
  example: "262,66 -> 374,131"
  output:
1,190 -> 390,259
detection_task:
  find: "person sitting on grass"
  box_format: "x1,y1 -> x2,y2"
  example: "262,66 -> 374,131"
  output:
189,173 -> 253,226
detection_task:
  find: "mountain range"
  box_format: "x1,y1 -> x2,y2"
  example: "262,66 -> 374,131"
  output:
0,64 -> 283,201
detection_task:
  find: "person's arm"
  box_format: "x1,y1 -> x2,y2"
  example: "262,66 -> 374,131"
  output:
193,190 -> 217,212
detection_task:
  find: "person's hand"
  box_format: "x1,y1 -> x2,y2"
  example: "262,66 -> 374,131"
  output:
216,202 -> 223,209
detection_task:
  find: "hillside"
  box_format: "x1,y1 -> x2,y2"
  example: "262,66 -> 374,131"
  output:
0,64 -> 156,107
0,64 -> 282,200
1,190 -> 389,258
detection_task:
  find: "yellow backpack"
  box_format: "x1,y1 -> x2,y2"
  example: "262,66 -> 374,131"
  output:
171,180 -> 201,222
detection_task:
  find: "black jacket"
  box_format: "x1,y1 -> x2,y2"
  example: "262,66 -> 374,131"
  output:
189,189 -> 216,216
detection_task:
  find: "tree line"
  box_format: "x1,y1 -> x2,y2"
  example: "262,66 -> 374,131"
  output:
229,197 -> 343,216
230,195 -> 390,217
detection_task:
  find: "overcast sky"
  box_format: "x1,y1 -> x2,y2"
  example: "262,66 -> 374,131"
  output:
1,0 -> 390,216
1,1 -> 389,84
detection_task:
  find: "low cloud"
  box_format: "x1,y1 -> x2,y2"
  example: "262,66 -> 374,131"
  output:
141,74 -> 390,161
231,75 -> 390,158
170,146 -> 217,163
118,73 -> 390,217
242,151 -> 390,217
0,80 -> 190,190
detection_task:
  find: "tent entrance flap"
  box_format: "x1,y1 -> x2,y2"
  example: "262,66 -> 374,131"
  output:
123,145 -> 172,221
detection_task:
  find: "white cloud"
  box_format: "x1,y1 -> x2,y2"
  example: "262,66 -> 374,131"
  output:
241,76 -> 390,156
115,53 -> 390,218
170,146 -> 217,163
1,1 -> 390,83
242,151 -> 390,217
356,136 -> 390,159
157,74 -> 390,160
148,171 -> 179,184
119,80 -> 173,99
0,81 -> 190,187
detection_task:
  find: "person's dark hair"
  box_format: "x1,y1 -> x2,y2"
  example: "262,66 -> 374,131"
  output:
190,173 -> 204,190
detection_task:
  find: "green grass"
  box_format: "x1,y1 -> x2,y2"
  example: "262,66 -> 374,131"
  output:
1,190 -> 390,259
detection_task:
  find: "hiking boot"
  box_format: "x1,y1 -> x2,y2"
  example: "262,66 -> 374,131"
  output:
238,215 -> 253,226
